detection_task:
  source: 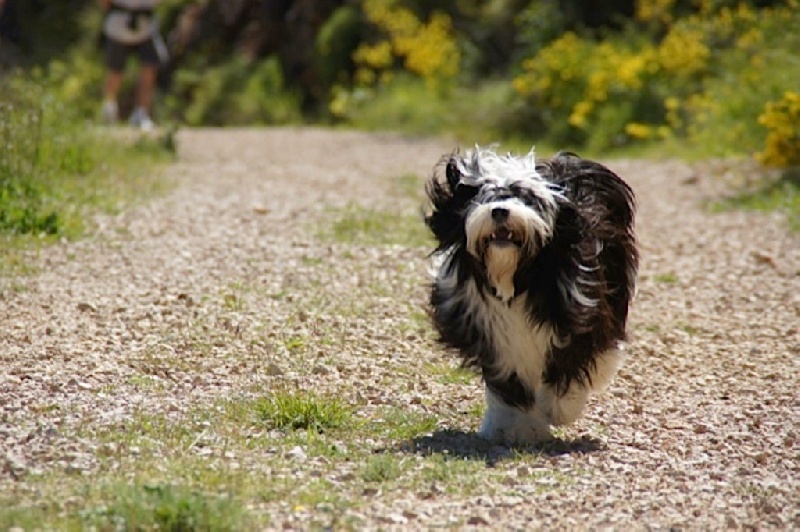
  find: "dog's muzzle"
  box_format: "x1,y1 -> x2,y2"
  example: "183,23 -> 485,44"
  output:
485,208 -> 524,248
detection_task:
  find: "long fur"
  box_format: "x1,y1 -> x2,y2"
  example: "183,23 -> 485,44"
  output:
425,147 -> 638,444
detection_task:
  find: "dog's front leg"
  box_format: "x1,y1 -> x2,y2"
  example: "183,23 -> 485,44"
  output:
479,387 -> 552,444
537,348 -> 625,426
535,385 -> 590,426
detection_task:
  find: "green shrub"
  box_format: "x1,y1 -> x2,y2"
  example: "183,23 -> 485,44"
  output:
757,91 -> 800,168
677,2 -> 800,159
510,0 -> 799,157
168,56 -> 303,126
0,68 -> 172,247
0,74 -> 81,236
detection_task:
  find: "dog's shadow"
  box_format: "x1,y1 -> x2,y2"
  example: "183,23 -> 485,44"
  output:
391,429 -> 605,466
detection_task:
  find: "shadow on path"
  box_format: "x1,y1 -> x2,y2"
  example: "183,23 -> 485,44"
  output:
387,429 -> 605,466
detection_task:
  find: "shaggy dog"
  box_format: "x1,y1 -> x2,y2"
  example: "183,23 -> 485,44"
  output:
425,147 -> 638,445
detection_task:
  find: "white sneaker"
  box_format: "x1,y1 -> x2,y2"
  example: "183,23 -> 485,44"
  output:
129,107 -> 155,131
101,100 -> 118,124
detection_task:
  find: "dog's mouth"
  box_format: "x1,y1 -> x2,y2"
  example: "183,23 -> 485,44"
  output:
485,226 -> 523,248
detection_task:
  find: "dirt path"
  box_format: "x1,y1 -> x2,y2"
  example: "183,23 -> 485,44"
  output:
1,128 -> 798,529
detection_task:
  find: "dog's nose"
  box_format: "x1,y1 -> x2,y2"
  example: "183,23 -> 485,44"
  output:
491,207 -> 509,222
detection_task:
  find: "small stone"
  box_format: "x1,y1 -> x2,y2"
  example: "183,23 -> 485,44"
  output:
468,515 -> 489,525
4,456 -> 27,480
286,446 -> 307,461
265,363 -> 283,376
312,365 -> 330,376
385,513 -> 407,525
76,302 -> 95,313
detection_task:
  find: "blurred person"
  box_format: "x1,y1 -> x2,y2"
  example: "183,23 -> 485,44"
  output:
100,0 -> 167,130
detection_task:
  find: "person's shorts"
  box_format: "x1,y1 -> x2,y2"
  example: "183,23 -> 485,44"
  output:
104,37 -> 160,72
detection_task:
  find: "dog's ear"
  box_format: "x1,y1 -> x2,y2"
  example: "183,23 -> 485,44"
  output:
445,158 -> 461,191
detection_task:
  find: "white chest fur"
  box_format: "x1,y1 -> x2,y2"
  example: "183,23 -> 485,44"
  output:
471,285 -> 555,390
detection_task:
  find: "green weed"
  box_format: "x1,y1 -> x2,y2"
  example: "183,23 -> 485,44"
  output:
652,273 -> 679,284
360,454 -> 405,483
426,362 -> 478,386
249,391 -> 354,432
370,407 -> 439,442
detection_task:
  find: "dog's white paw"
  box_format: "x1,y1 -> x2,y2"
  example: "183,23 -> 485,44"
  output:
479,389 -> 552,445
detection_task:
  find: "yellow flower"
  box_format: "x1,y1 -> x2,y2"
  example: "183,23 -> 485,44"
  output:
625,123 -> 652,139
657,26 -> 709,76
756,92 -> 800,168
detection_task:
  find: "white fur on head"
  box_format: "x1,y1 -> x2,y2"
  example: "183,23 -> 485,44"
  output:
456,148 -> 563,301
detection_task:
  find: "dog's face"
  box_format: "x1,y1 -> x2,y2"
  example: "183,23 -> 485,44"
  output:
429,148 -> 563,301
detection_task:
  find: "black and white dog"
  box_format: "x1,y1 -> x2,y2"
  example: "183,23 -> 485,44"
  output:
425,147 -> 638,445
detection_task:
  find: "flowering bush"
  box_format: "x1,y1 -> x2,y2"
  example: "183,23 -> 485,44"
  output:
353,0 -> 460,89
511,0 -> 799,160
757,92 -> 800,168
512,33 -> 666,150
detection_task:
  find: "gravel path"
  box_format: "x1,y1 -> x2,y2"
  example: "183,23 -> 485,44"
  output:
1,128 -> 798,529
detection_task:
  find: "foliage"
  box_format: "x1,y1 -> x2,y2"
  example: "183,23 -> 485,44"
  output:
167,56 -> 302,126
4,0 -> 798,171
511,0 -> 799,162
332,0 -> 461,120
354,0 -> 460,88
0,68 -> 172,267
756,92 -> 800,168
0,71 -> 98,237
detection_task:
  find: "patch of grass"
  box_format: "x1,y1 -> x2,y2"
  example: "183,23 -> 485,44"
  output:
323,204 -> 431,247
421,455 -> 487,488
0,482 -> 253,531
652,272 -> 679,284
468,402 -> 485,420
393,173 -> 425,201
677,323 -> 702,336
282,335 -> 306,353
127,374 -> 169,392
369,407 -> 439,442
710,170 -> 800,231
0,74 -> 173,276
249,391 -> 354,432
426,362 -> 478,386
89,410 -> 202,456
81,483 -> 250,531
360,454 -> 405,483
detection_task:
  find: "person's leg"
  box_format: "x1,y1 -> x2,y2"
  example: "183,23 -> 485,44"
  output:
103,39 -> 128,123
135,63 -> 157,112
104,70 -> 124,102
130,38 -> 160,129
